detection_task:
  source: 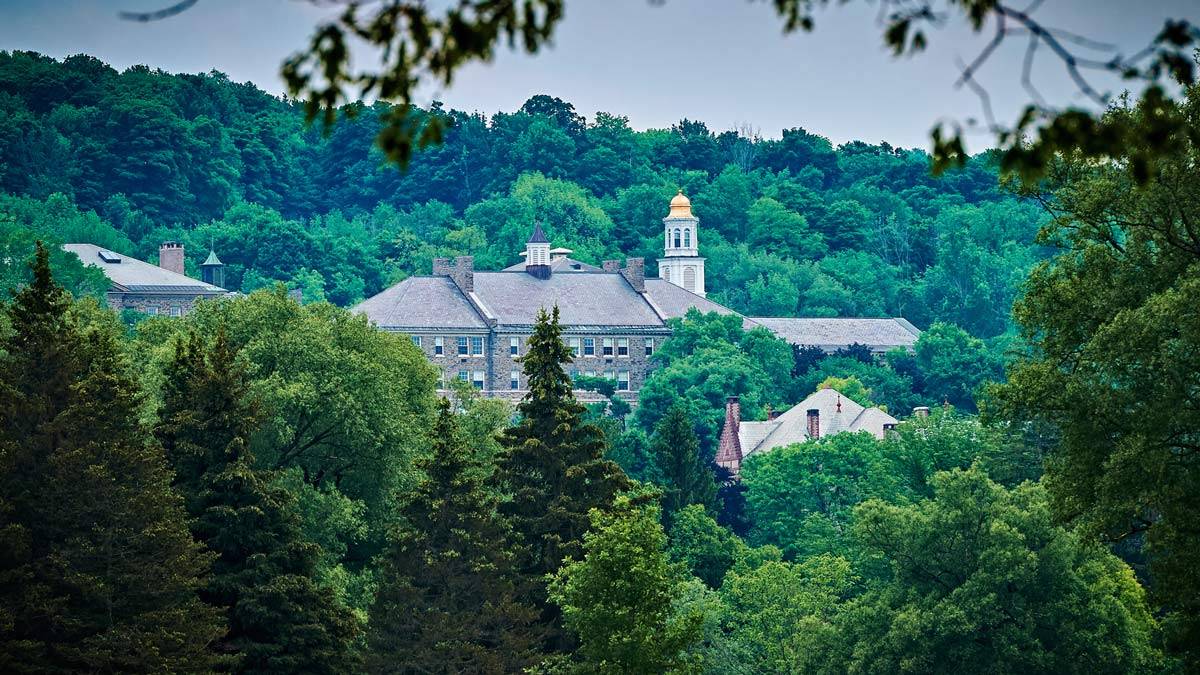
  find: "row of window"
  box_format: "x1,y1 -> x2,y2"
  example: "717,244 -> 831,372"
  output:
141,305 -> 184,317
571,369 -> 632,391
412,334 -> 657,359
453,370 -> 524,391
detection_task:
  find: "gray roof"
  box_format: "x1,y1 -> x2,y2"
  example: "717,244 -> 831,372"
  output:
749,317 -> 921,352
643,279 -> 760,329
527,223 -> 550,244
63,243 -> 226,294
741,388 -> 898,456
472,271 -> 664,328
354,276 -> 487,329
501,256 -> 601,273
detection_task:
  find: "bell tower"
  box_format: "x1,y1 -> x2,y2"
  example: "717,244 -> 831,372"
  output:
657,190 -> 706,296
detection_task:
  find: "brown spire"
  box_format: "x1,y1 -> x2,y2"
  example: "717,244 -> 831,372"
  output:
715,396 -> 743,478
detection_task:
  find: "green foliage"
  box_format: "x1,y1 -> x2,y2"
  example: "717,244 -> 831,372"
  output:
650,403 -> 718,522
368,399 -> 538,673
821,468 -> 1164,674
548,498 -> 704,674
991,83 -> 1200,665
667,505 -> 744,589
158,330 -> 361,673
0,243 -> 224,673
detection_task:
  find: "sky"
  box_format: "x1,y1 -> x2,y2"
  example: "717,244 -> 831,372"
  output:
2,0 -> 1198,151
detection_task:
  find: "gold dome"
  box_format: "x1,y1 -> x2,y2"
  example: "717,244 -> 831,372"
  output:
668,190 -> 694,218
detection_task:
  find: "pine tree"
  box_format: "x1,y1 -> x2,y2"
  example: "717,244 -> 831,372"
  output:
0,241 -> 224,673
367,398 -> 539,674
651,403 -> 718,523
158,328 -> 360,674
492,306 -> 631,648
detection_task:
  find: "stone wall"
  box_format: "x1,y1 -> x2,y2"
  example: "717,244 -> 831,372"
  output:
108,292 -> 220,317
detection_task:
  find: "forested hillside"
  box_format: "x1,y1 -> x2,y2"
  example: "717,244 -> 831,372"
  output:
0,50 -> 1045,341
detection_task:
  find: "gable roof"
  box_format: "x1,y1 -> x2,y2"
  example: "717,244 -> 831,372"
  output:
354,276 -> 488,330
740,388 -> 898,456
748,317 -> 920,352
63,243 -> 226,294
471,271 -> 665,328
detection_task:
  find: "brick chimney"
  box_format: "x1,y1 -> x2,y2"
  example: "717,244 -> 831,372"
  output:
913,406 -> 931,418
715,396 -> 743,477
159,241 -> 185,275
620,257 -> 645,292
602,260 -> 621,272
806,408 -> 820,439
432,256 -> 474,294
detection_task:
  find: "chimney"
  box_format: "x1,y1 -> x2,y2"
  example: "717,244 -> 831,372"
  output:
602,260 -> 621,272
159,241 -> 185,276
433,256 -> 474,294
806,408 -> 820,439
913,406 -> 931,418
715,396 -> 743,477
432,257 -> 452,276
767,404 -> 781,421
620,257 -> 645,293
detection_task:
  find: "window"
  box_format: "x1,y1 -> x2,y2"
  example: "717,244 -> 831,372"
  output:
617,338 -> 629,357
584,370 -> 596,378
509,336 -> 520,356
673,228 -> 682,248
457,336 -> 469,355
583,338 -> 595,356
411,335 -> 422,347
683,266 -> 696,292
645,338 -> 655,356
617,370 -> 630,391
683,228 -> 691,247
144,306 -> 159,316
458,370 -> 469,382
170,305 -> 183,317
470,336 -> 484,356
603,370 -> 615,382
569,337 -> 581,357
510,370 -> 520,390
434,336 -> 444,356
602,338 -> 614,357
472,370 -> 485,389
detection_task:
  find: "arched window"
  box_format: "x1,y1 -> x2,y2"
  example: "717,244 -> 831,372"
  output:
673,228 -> 682,248
683,266 -> 696,292
662,266 -> 671,282
683,228 -> 691,248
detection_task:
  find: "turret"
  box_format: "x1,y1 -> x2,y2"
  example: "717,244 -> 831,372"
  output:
200,248 -> 225,289
658,190 -> 707,296
525,223 -> 552,279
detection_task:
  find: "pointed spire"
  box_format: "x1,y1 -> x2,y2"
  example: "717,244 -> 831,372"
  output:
527,222 -> 549,244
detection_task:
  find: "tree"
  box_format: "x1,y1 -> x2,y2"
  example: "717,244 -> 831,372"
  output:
491,306 -> 631,648
548,498 -> 703,673
367,399 -> 538,674
991,84 -> 1200,665
158,329 -> 360,674
0,242 -> 224,673
667,504 -> 743,589
820,468 -> 1164,674
651,403 -> 718,523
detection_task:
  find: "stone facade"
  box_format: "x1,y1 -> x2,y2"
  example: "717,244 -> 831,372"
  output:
64,243 -> 229,317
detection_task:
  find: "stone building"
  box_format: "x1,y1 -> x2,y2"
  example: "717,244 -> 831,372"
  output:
355,192 -> 922,400
715,388 -> 899,476
63,242 -> 228,316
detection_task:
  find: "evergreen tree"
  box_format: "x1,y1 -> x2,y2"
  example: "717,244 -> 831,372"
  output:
0,241 -> 224,673
158,329 -> 360,674
492,306 -> 631,648
652,402 -> 718,523
367,398 -> 539,674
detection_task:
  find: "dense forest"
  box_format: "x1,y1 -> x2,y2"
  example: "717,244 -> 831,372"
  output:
3,50 -> 1199,673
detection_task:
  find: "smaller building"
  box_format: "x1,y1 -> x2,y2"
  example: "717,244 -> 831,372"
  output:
63,242 -> 228,316
715,388 -> 899,476
749,317 -> 921,355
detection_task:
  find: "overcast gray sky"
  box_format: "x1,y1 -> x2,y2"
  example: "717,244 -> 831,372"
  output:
2,0 -> 1197,150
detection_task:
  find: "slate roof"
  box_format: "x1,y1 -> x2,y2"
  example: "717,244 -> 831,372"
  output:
643,279 -> 760,329
749,317 -> 920,352
527,223 -> 550,244
740,388 -> 898,456
501,257 -> 601,273
63,244 -> 226,294
471,271 -> 665,328
354,276 -> 487,329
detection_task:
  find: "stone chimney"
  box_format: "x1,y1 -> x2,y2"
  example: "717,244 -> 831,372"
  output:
433,256 -> 474,294
913,406 -> 931,418
715,396 -> 743,477
602,260 -> 621,272
806,408 -> 820,439
620,257 -> 645,292
159,241 -> 185,276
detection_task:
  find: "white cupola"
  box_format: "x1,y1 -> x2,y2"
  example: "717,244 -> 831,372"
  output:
658,190 -> 706,296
